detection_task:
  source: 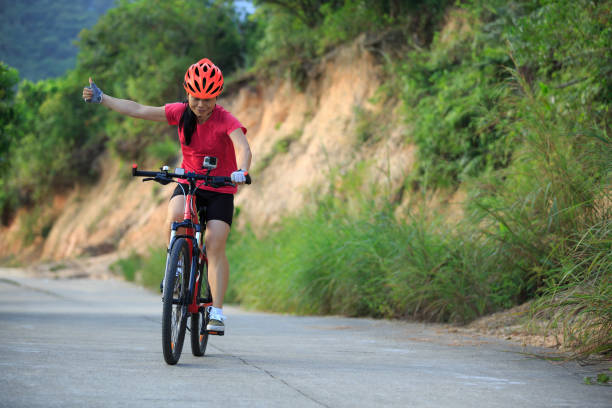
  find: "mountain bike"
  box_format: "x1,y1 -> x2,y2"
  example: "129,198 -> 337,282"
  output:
132,159 -> 250,365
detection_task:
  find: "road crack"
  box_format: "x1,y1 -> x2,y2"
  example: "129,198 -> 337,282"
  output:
0,278 -> 68,299
210,344 -> 331,408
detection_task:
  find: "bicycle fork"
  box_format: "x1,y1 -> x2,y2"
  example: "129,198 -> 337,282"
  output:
160,229 -> 177,298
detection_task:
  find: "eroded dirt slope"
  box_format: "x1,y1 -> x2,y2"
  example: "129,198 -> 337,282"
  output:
1,40 -> 419,261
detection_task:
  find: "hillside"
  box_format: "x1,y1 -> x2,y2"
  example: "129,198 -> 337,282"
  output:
0,0 -> 609,358
0,38 -> 423,259
0,0 -> 116,81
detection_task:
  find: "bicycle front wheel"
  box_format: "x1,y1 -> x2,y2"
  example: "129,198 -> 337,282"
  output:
161,238 -> 189,365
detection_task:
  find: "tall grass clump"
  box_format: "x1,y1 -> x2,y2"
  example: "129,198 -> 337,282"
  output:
110,251 -> 142,282
466,0 -> 612,356
227,169 -> 517,323
533,215 -> 611,357
111,248 -> 166,290
472,70 -> 612,356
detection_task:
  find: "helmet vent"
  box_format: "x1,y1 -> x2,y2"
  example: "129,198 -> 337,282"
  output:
211,68 -> 216,77
187,83 -> 196,93
193,80 -> 201,93
203,65 -> 208,72
194,66 -> 200,77
206,82 -> 215,93
211,85 -> 220,95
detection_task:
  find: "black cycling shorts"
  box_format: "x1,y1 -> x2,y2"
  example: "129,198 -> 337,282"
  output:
170,184 -> 234,226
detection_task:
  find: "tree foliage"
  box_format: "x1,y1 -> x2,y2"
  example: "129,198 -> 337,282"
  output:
251,0 -> 450,82
0,62 -> 20,223
0,62 -> 19,165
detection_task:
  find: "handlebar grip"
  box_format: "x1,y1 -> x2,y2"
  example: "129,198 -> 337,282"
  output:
131,164 -> 158,178
245,174 -> 252,185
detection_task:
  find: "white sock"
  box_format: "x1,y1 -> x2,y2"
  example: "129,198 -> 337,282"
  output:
210,306 -> 225,319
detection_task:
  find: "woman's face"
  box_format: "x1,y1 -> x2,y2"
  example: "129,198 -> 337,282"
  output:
188,94 -> 217,121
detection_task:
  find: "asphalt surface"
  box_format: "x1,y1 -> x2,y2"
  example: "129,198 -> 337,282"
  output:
0,268 -> 610,408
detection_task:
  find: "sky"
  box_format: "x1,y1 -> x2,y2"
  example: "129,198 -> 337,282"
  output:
234,0 -> 256,19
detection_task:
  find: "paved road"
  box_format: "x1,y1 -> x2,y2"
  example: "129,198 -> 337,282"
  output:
0,269 -> 610,408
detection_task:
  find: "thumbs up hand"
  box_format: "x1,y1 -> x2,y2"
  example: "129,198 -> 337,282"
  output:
83,77 -> 104,103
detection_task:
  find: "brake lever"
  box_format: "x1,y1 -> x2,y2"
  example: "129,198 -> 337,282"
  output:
142,176 -> 172,185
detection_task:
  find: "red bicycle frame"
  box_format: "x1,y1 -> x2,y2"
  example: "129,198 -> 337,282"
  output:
169,183 -> 210,315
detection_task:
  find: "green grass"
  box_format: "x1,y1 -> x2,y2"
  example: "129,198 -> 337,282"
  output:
227,172 -> 522,323
531,215 -> 612,357
110,248 -> 166,289
139,247 -> 167,290
110,251 -> 142,282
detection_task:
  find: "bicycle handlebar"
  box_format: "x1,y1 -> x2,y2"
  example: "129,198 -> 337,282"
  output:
132,164 -> 251,187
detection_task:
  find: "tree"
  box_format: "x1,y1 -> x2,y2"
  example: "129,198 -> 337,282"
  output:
255,0 -> 342,28
0,62 -> 20,170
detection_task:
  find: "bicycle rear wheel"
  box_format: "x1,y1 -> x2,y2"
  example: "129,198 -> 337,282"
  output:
162,238 -> 189,365
190,306 -> 209,356
191,260 -> 210,356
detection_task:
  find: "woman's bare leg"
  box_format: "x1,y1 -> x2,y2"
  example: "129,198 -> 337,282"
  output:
166,195 -> 186,243
205,220 -> 231,308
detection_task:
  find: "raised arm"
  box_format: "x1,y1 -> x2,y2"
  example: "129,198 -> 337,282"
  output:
82,77 -> 166,122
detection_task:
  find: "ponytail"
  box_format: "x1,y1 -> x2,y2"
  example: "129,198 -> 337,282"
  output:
178,102 -> 197,145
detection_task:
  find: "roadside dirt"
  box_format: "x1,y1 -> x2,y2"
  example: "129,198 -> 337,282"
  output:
459,302 -> 567,350
20,253 -> 119,281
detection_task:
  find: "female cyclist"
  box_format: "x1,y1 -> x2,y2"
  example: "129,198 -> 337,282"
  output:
82,58 -> 252,334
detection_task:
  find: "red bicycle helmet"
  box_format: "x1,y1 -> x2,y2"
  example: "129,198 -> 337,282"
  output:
183,58 -> 224,99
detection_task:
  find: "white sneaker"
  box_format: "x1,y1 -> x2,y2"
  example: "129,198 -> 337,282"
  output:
206,306 -> 225,333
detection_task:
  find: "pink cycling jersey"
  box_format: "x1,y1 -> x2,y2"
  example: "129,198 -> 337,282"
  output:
165,102 -> 246,194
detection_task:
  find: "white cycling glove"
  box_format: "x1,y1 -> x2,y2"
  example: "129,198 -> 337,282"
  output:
230,169 -> 248,184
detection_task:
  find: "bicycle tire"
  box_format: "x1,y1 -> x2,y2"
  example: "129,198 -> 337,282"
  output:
190,306 -> 209,356
161,238 -> 189,365
191,260 -> 210,356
